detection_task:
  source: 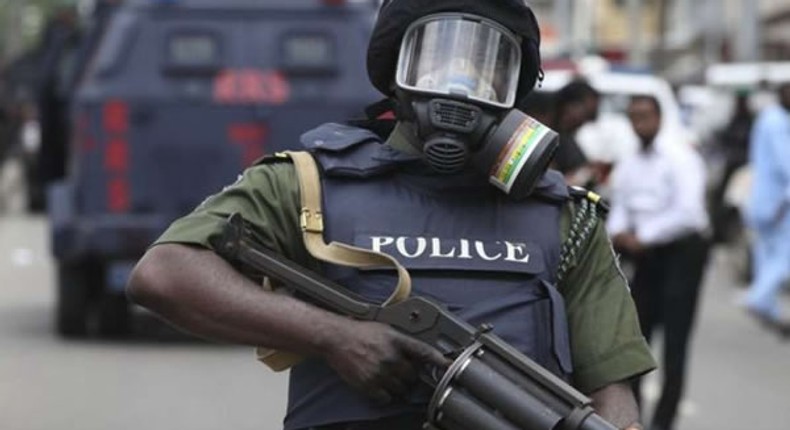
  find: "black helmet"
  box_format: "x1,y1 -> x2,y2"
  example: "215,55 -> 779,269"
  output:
367,0 -> 542,107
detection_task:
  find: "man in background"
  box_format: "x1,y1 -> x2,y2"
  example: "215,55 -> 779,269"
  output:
575,87 -> 639,195
743,83 -> 790,332
550,80 -> 594,186
710,91 -> 754,243
608,96 -> 710,430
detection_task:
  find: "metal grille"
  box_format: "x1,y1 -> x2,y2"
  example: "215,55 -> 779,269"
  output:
432,102 -> 477,129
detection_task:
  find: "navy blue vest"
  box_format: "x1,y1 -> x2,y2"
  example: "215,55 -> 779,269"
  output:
284,123 -> 573,430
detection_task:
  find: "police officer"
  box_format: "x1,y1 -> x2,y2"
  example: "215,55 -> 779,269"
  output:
127,1 -> 655,429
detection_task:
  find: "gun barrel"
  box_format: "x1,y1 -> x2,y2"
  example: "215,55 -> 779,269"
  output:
457,357 -> 563,429
434,388 -> 520,430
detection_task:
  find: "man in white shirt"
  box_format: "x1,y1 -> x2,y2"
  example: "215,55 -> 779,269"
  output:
576,112 -> 639,198
607,95 -> 710,430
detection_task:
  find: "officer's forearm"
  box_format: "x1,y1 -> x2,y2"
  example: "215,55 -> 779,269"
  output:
589,382 -> 641,429
127,243 -> 347,356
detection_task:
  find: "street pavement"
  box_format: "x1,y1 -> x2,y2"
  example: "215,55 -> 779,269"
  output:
1,215 -> 789,430
0,215 -> 288,430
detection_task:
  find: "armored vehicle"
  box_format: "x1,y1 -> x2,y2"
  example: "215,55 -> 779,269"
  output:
50,0 -> 380,336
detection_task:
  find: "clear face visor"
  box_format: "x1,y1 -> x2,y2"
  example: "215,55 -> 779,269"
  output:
396,14 -> 522,109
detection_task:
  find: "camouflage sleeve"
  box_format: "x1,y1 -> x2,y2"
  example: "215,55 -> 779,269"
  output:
154,160 -> 314,267
559,202 -> 657,394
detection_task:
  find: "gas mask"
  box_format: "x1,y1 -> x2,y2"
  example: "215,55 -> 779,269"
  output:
395,13 -> 558,199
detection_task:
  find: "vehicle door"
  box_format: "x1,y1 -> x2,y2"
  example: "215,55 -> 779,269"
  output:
240,7 -> 379,153
91,9 -> 269,219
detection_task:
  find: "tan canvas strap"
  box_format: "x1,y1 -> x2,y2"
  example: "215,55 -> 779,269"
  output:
255,151 -> 412,372
282,150 -> 411,305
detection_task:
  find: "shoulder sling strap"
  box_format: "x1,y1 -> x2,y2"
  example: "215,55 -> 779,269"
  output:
285,151 -> 412,304
256,151 -> 412,371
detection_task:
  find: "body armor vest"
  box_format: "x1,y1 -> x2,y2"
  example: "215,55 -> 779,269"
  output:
284,123 -> 573,430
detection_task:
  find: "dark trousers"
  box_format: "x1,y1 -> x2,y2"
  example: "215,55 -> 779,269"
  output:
630,233 -> 709,430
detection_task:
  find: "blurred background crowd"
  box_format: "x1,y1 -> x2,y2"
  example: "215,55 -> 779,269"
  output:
1,1 -> 790,430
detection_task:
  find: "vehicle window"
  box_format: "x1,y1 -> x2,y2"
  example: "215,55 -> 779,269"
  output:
93,11 -> 139,78
163,32 -> 222,75
170,34 -> 218,65
280,33 -> 337,75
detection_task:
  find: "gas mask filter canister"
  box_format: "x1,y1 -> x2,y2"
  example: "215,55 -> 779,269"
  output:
472,109 -> 558,199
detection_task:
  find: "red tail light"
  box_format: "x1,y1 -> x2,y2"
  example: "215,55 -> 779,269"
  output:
108,178 -> 130,213
103,100 -> 129,134
104,138 -> 129,172
102,100 -> 131,213
228,123 -> 268,167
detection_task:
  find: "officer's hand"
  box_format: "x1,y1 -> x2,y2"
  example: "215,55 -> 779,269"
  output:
324,320 -> 449,404
613,233 -> 643,255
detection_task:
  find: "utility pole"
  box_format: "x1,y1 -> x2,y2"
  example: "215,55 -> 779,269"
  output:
673,0 -> 694,43
626,0 -> 645,66
735,0 -> 761,62
655,0 -> 670,69
572,0 -> 598,59
701,0 -> 725,66
554,0 -> 573,57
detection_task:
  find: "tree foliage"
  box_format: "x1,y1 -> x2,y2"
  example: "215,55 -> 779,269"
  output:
0,0 -> 77,61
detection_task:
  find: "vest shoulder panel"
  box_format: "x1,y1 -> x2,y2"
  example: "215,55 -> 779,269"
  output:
300,122 -> 570,202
